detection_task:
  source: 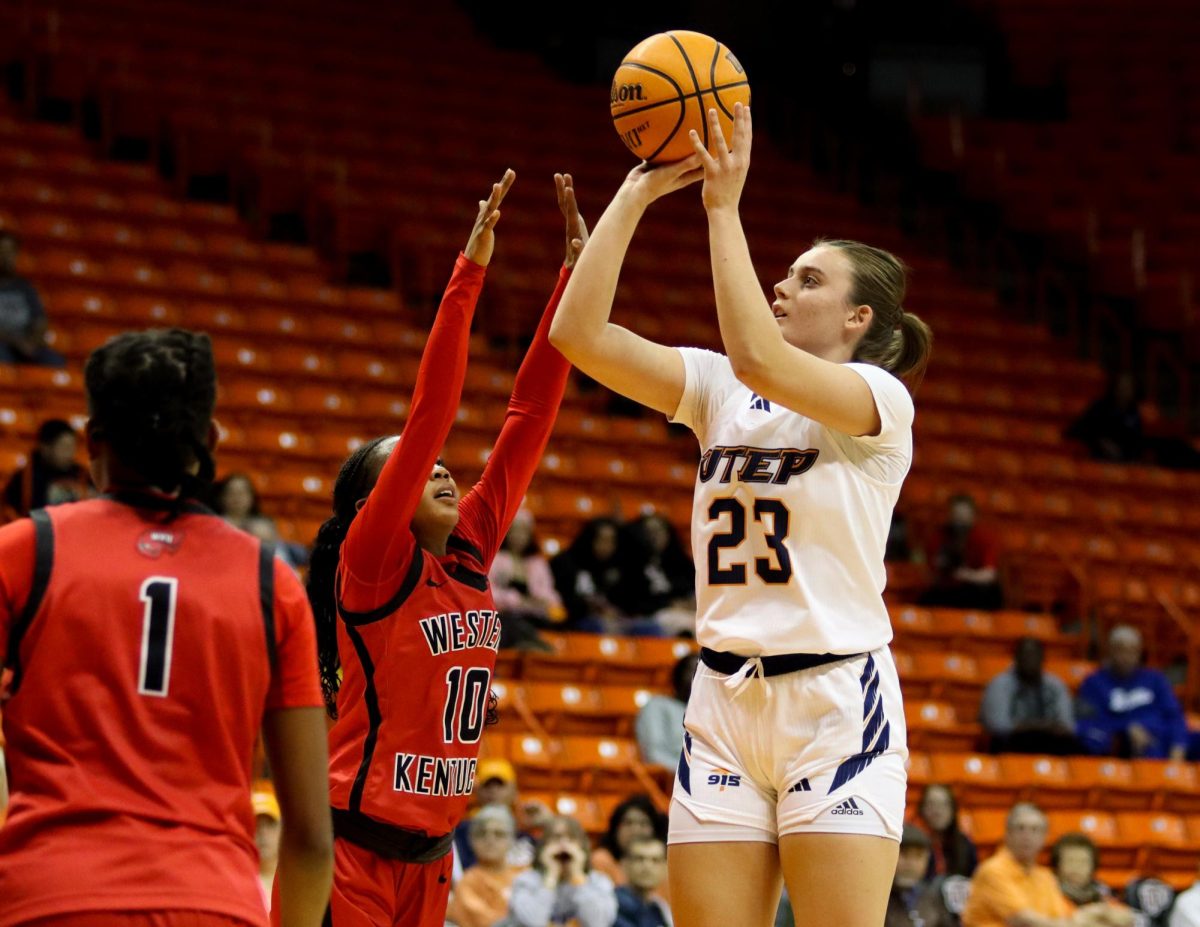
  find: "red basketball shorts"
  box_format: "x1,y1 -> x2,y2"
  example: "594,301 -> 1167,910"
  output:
326,837 -> 453,927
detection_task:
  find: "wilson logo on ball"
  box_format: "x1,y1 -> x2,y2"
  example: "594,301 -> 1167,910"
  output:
611,83 -> 647,104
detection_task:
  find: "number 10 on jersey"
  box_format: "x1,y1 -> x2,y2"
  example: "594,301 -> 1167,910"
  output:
442,666 -> 491,744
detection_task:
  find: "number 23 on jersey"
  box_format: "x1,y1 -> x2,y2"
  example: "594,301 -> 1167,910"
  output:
707,498 -> 794,586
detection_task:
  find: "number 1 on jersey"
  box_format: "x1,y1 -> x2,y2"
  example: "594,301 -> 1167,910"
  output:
138,577 -> 179,697
442,666 -> 491,744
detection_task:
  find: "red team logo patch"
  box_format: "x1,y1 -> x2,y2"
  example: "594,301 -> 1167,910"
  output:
136,529 -> 183,559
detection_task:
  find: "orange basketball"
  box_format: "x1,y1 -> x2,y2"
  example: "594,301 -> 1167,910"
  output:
610,30 -> 750,164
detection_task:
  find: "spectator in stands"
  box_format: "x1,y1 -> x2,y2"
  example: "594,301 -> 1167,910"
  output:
636,651 -> 699,768
980,637 -> 1079,755
885,510 -> 923,563
961,802 -> 1073,927
591,795 -> 668,891
885,824 -> 958,927
1065,373 -> 1145,464
552,517 -> 654,635
616,514 -> 695,637
921,493 -> 1004,610
917,783 -> 978,879
1051,833 -> 1134,926
1127,878 -> 1175,927
1170,865 -> 1200,927
454,758 -> 542,871
252,783 -> 281,910
0,230 -> 64,367
615,836 -> 672,927
446,804 -> 523,927
2,418 -> 90,520
1076,625 -> 1187,760
491,505 -> 564,626
507,814 -> 618,927
213,472 -> 303,568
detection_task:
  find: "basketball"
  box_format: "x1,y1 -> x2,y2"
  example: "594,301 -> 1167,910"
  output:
610,30 -> 751,164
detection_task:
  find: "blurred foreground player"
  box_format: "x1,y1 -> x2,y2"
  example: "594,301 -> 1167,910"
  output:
0,329 -> 332,927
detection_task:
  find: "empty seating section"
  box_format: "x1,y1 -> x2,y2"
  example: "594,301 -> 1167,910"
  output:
2,0 -> 1200,887
915,0 -> 1200,350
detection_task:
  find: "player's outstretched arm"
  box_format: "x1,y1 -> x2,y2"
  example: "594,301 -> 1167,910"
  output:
691,105 -> 882,438
342,172 -> 512,593
262,706 -> 333,927
460,175 -> 585,560
549,161 -> 702,418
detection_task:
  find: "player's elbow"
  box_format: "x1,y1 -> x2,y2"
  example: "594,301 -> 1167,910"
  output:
549,314 -> 600,366
548,313 -> 578,353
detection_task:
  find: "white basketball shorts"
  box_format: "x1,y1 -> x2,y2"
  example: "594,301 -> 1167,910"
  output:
668,648 -> 908,844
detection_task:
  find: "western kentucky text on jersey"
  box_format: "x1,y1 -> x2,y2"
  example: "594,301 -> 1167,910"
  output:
417,609 -> 501,655
393,754 -> 478,796
698,446 -> 820,484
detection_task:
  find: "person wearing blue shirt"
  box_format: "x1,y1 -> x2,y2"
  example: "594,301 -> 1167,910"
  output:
1076,625 -> 1187,760
614,837 -> 672,927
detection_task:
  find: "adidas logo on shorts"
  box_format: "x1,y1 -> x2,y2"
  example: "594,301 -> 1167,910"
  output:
829,796 -> 865,816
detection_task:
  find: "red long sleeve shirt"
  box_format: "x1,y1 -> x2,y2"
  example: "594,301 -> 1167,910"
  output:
328,256 -> 571,836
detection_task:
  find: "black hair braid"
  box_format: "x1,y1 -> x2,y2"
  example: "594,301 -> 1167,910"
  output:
84,329 -> 216,517
308,436 -> 392,718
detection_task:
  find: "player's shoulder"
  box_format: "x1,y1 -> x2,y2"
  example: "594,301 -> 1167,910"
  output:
0,513 -> 36,550
678,346 -> 736,376
845,362 -> 913,404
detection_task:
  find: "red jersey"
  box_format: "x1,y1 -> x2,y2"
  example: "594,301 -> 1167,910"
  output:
328,255 -> 571,838
0,495 -> 322,927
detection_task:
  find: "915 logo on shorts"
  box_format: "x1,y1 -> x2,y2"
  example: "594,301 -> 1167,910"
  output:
707,769 -> 741,791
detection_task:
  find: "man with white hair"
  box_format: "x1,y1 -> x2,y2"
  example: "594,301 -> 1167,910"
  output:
961,803 -> 1073,927
1076,625 -> 1187,760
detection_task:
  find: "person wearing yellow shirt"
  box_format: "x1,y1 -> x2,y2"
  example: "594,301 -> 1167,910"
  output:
962,803 -> 1074,927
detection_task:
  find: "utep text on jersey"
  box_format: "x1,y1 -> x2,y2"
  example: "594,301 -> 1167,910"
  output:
698,446 -> 820,485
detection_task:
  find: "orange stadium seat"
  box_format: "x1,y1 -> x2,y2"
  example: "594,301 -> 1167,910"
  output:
558,736 -> 659,798
906,751 -> 932,806
520,633 -> 638,685
487,681 -> 537,734
912,652 -> 983,720
1134,761 -> 1200,814
506,733 -> 559,792
1071,758 -> 1155,811
534,792 -> 610,836
1118,813 -> 1194,873
928,754 -> 1018,808
523,682 -> 605,736
997,755 -> 1086,809
1046,811 -> 1130,868
959,808 -> 1007,856
903,701 -> 979,753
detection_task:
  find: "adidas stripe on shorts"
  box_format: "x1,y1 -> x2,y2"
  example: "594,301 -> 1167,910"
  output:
668,648 -> 907,844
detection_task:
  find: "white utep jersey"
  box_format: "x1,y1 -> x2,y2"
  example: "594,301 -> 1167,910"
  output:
670,348 -> 914,656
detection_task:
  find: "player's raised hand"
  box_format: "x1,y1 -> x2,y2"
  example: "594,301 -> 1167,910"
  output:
690,102 -> 752,213
464,169 -> 516,267
555,173 -> 590,269
616,154 -> 705,210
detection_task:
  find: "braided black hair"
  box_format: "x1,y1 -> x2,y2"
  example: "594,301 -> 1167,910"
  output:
308,436 -> 391,717
84,329 -> 216,513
